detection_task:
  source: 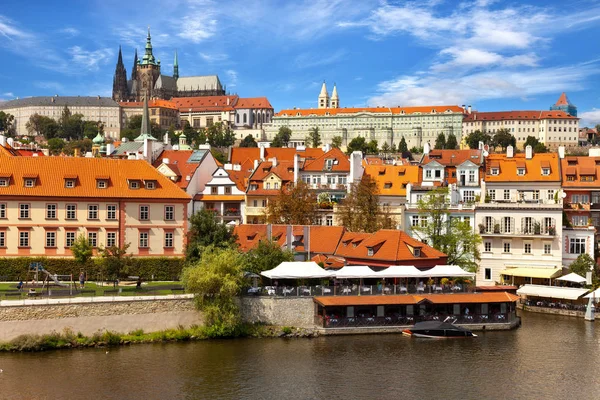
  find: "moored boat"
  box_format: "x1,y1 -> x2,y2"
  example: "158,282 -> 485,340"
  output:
402,321 -> 477,338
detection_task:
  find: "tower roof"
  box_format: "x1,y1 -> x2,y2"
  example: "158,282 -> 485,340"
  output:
117,45 -> 123,66
140,27 -> 158,66
173,49 -> 179,80
319,81 -> 329,98
135,96 -> 158,142
331,83 -> 338,99
555,92 -> 572,106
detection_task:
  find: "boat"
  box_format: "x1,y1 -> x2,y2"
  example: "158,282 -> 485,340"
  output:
402,321 -> 477,338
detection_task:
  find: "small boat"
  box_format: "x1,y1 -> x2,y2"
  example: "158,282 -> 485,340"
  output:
402,321 -> 477,338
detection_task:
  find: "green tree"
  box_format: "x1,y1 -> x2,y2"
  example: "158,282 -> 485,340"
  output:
381,142 -> 391,157
523,135 -> 539,150
337,175 -> 396,232
83,120 -> 103,139
434,133 -> 446,149
272,126 -> 292,148
206,122 -> 235,148
492,129 -> 516,151
47,138 -> 65,155
240,134 -> 258,148
245,240 -> 294,275
534,142 -> 548,153
211,148 -> 227,164
464,130 -> 492,149
411,187 -> 482,272
63,138 -> 93,156
59,113 -> 86,140
390,142 -> 397,153
186,209 -> 237,263
99,243 -> 132,280
71,235 -> 93,268
182,246 -> 245,332
399,136 -> 408,153
306,127 -> 322,148
26,114 -> 59,138
331,136 -> 343,149
265,181 -> 318,225
446,133 -> 458,149
366,140 -> 379,155
0,111 -> 15,136
569,253 -> 597,281
346,136 -> 367,155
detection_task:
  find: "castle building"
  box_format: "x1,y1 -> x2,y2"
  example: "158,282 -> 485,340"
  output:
112,29 -> 225,102
550,92 -> 577,117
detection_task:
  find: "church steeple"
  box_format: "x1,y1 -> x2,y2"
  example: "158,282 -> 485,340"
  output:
318,81 -> 329,109
140,27 -> 158,66
111,45 -> 129,101
173,50 -> 179,80
135,96 -> 158,142
331,83 -> 339,109
131,48 -> 138,80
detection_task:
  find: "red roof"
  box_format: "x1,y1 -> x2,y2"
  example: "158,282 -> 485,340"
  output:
464,110 -> 578,122
235,97 -> 273,109
275,105 -> 464,117
152,150 -> 202,189
554,92 -> 570,106
172,95 -> 238,112
230,147 -> 325,166
422,150 -> 482,167
303,148 -> 350,172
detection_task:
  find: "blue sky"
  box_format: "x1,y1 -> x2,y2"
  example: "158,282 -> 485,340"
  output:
2,0 -> 600,125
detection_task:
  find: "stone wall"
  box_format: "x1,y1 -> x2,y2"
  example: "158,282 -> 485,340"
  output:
240,297 -> 314,328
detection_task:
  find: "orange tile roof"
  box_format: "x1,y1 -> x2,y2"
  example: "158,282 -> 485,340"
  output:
235,97 -> 273,109
554,92 -> 570,106
484,153 -> 561,182
314,292 -> 519,307
248,160 -> 295,182
561,157 -> 600,187
194,194 -> 245,201
152,150 -> 201,189
275,105 -> 465,117
0,157 -> 191,200
311,254 -> 345,269
230,147 -> 325,166
363,164 -> 420,197
119,99 -> 178,109
464,110 -> 578,122
302,148 -> 350,172
171,95 -> 238,112
420,292 -> 520,304
422,150 -> 482,167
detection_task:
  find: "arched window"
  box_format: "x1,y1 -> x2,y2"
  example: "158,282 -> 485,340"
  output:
243,114 -> 247,124
236,114 -> 239,124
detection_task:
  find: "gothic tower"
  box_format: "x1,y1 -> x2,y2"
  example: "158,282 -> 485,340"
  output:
173,50 -> 179,80
331,83 -> 339,109
112,46 -> 129,101
131,48 -> 138,81
135,27 -> 161,101
318,81 -> 329,109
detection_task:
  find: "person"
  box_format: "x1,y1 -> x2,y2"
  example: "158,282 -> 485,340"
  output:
465,307 -> 470,315
16,280 -> 24,291
79,271 -> 85,289
136,276 -> 142,289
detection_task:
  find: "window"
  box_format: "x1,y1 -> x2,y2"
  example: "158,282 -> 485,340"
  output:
524,243 -> 532,254
19,231 -> 29,247
487,189 -> 496,201
542,168 -> 550,176
485,216 -> 493,232
65,232 -> 76,247
464,216 -> 471,225
19,203 -> 30,219
434,170 -> 441,178
0,203 -> 6,219
414,248 -> 421,257
211,186 -> 218,194
503,189 -> 510,201
544,243 -> 552,255
24,179 -> 35,188
0,231 -> 5,247
571,216 -> 587,226
274,183 -> 279,190
484,242 -> 492,252
517,168 -> 525,176
570,238 -> 585,254
533,190 -> 539,201
491,168 -> 499,175
581,194 -> 590,204
88,232 -> 97,247
106,232 -> 117,247
66,204 -> 77,220
338,176 -> 347,185
0,178 -> 8,187
164,232 -> 174,248
463,190 -> 475,202
139,232 -> 149,248
485,268 -> 491,280
165,206 -> 174,221
145,181 -> 156,190
107,205 -> 117,220
503,242 -> 511,253
129,181 -> 140,189
139,205 -> 149,221
425,170 -> 432,179
503,217 -> 512,233
45,231 -> 56,248
469,170 -> 475,182
225,187 -> 232,194
411,215 -> 419,227
46,204 -> 57,219
547,190 -> 555,201
266,182 -> 270,189
262,200 -> 267,207
97,180 -> 107,189
326,216 -> 333,226
367,248 -> 374,256
88,205 -> 99,220
65,180 -> 75,188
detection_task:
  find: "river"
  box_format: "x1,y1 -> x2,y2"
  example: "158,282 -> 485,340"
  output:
1,311 -> 599,400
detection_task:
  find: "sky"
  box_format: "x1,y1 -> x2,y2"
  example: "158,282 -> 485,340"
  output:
1,0 -> 600,125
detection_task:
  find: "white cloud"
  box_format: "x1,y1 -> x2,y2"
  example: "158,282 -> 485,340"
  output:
68,46 -> 114,71
199,52 -> 228,63
579,109 -> 600,127
225,69 -> 238,87
0,15 -> 32,40
59,27 -> 80,37
2,92 -> 14,98
293,49 -> 346,69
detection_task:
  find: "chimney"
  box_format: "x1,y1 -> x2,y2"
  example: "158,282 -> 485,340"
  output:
85,152 -> 93,158
0,134 -> 6,147
468,105 -> 472,114
106,143 -> 114,156
7,137 -> 14,147
461,104 -> 465,112
286,225 -> 293,251
294,153 -> 299,183
525,145 -> 533,159
227,97 -> 230,106
349,151 -> 364,190
266,224 -> 272,242
423,142 -> 431,154
254,159 -> 259,170
559,146 -> 565,159
322,143 -> 331,152
506,145 -> 514,158
163,158 -> 170,164
259,144 -> 265,160
271,156 -> 277,167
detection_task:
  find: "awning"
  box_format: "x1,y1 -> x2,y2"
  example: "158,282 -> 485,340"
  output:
517,284 -> 588,300
374,265 -> 423,278
261,262 -> 334,279
334,266 -> 379,279
584,288 -> 600,298
420,265 -> 476,278
500,267 -> 562,279
556,272 -> 587,284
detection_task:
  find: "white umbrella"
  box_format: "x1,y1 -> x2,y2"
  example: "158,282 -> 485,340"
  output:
556,272 -> 587,284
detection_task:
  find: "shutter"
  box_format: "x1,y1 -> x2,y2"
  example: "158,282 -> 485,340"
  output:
511,217 -> 515,234
521,218 -> 525,234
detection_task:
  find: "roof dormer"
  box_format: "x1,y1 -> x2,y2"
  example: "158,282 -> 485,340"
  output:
0,173 -> 12,187
23,174 -> 38,188
64,175 -> 78,188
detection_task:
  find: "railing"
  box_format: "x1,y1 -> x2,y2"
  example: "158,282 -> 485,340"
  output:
243,284 -> 473,297
479,228 -> 555,236
245,206 -> 265,215
314,312 -> 516,328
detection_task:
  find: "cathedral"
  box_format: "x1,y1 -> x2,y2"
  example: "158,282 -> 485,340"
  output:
112,28 -> 226,102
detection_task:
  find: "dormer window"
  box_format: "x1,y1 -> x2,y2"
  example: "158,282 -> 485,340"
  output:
517,168 -> 526,176
0,178 -> 8,187
129,180 -> 140,190
145,180 -> 156,190
414,248 -> 421,257
325,159 -> 334,171
367,248 -> 374,256
24,179 -> 35,188
65,180 -> 75,188
384,182 -> 392,189
541,168 -> 550,176
97,180 -> 108,189
566,175 -> 576,181
491,168 -> 499,175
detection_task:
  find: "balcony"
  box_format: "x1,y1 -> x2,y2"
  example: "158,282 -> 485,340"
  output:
478,227 -> 556,237
564,202 -> 590,211
477,200 -> 561,210
245,206 -> 265,216
312,183 -> 347,191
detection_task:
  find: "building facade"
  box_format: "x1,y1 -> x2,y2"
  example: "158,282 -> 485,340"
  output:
120,99 -> 179,131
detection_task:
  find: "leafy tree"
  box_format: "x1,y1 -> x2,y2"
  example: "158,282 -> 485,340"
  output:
59,105 -> 72,128
523,135 -> 539,150
366,140 -> 379,155
492,129 -> 516,151
411,187 -> 482,272
206,122 -> 235,148
186,209 -> 237,263
390,142 -> 397,153
63,138 -> 93,156
120,129 -> 138,141
245,240 -> 294,275
182,246 -> 245,332
337,175 -> 396,232
534,142 -> 548,153
265,181 -> 318,225
381,142 -> 391,157
331,136 -> 343,149
446,133 -> 458,149
211,148 -> 227,164
399,136 -> 408,153
240,134 -> 258,148
127,115 -> 143,130
71,235 -> 93,268
569,253 -> 597,281
121,114 -> 162,140
99,243 -> 132,280
306,127 -> 322,148
272,126 -> 292,148
47,138 -> 65,155
26,114 -> 59,138
346,136 -> 367,155
464,130 -> 492,149
59,113 -> 86,140
409,146 -> 423,154
83,120 -> 103,139
0,111 -> 15,136
434,133 -> 446,149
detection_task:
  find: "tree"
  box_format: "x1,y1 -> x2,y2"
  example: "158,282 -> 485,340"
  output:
331,136 -> 343,149
182,246 -> 245,332
306,127 -> 322,148
26,114 -> 59,138
71,235 -> 93,268
211,148 -> 227,164
240,134 -> 258,148
381,142 -> 391,157
99,243 -> 132,281
534,142 -> 548,153
83,120 -> 103,139
569,253 -> 597,281
272,126 -> 291,148
446,133 -> 458,149
63,138 -> 92,156
206,122 -> 235,148
434,133 -> 446,149
337,175 -> 396,232
346,136 -> 367,155
0,111 -> 15,136
245,240 -> 294,275
523,135 -> 539,150
265,181 -> 318,225
492,129 -> 516,151
47,138 -> 65,155
464,130 -> 491,149
390,142 -> 397,153
59,113 -> 86,140
411,187 -> 482,272
186,209 -> 237,263
399,136 -> 408,153
366,140 -> 379,155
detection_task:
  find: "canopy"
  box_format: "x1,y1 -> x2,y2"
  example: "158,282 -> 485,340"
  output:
556,272 -> 587,284
374,265 -> 423,278
419,265 -> 475,278
261,262 -> 333,279
584,288 -> 600,298
334,266 -> 379,279
500,267 -> 562,279
516,284 -> 588,300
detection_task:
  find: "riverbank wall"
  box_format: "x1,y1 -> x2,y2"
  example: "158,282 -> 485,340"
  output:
517,303 -> 585,318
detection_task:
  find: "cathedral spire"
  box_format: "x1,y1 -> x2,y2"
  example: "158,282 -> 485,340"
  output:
173,49 -> 179,80
135,96 -> 158,142
112,45 -> 129,101
140,27 -> 157,66
131,48 -> 138,80
117,45 -> 123,66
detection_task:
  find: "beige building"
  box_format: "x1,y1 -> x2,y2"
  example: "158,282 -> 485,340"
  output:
0,96 -> 122,139
120,99 -> 179,131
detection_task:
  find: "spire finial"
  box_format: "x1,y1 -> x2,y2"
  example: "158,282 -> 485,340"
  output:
173,49 -> 179,80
